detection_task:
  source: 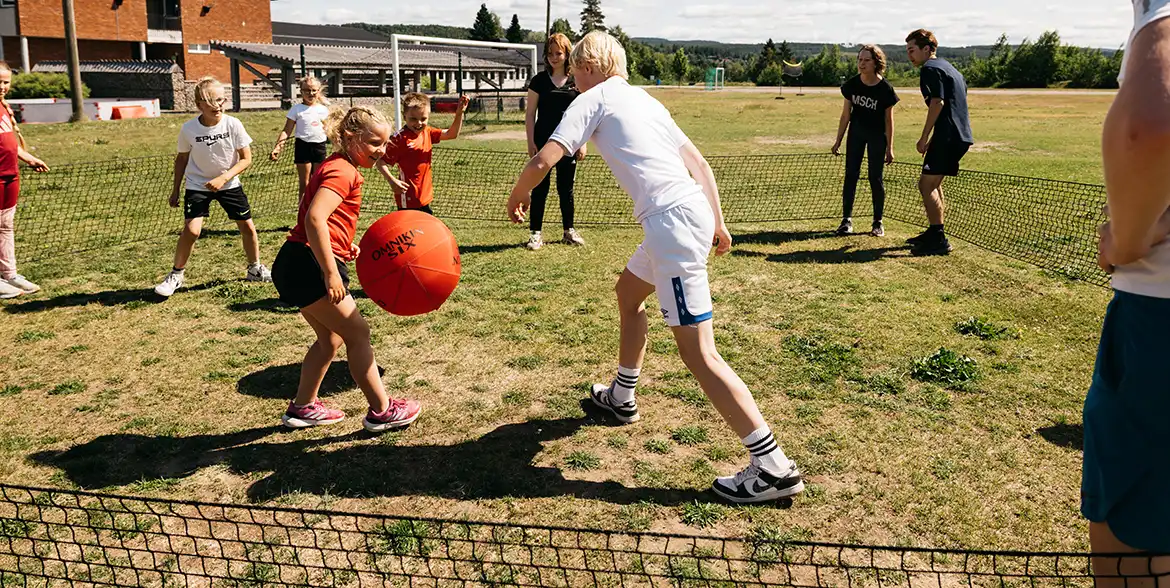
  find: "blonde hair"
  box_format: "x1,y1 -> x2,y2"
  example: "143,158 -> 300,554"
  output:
300,76 -> 330,106
545,33 -> 573,74
401,92 -> 429,112
193,76 -> 223,104
0,63 -> 11,75
569,31 -> 627,80
323,106 -> 389,148
859,44 -> 887,75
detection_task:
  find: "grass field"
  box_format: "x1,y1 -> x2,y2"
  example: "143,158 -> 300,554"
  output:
0,89 -> 1111,553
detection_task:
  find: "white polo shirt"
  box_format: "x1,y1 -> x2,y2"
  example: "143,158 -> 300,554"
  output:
548,76 -> 706,222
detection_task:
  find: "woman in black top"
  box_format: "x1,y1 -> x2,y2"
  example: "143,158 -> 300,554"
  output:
523,33 -> 587,250
831,44 -> 899,237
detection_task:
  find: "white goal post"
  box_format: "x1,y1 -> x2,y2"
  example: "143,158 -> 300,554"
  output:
390,34 -> 540,130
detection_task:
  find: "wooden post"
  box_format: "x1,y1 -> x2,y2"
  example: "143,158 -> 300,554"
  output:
230,59 -> 241,112
280,66 -> 294,110
62,0 -> 86,122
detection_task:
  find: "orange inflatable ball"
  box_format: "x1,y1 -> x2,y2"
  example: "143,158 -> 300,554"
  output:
355,210 -> 461,316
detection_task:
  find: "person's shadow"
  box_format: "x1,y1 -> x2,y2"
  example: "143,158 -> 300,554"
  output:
3,280 -> 227,314
31,406 -> 711,506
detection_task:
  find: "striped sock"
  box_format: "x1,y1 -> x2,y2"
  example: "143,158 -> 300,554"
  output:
742,426 -> 790,475
610,366 -> 640,403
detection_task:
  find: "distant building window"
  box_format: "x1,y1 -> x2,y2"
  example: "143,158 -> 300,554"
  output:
188,44 -> 210,54
0,0 -> 14,7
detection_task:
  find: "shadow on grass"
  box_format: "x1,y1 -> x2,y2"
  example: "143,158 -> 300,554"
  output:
1036,422 -> 1083,451
199,226 -> 291,238
732,245 -> 909,264
227,298 -> 299,314
458,242 -> 525,255
31,404 -> 715,506
236,361 -> 386,399
2,280 -> 227,314
733,230 -> 839,246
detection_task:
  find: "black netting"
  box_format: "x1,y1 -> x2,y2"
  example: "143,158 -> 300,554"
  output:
13,145 -> 1108,286
0,483 -> 1164,587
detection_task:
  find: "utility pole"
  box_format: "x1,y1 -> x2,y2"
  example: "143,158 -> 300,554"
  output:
545,0 -> 551,40
62,0 -> 86,122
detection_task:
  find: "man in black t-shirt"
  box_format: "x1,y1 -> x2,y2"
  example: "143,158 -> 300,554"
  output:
905,28 -> 973,256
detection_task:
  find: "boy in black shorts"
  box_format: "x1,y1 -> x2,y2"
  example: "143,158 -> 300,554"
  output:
155,78 -> 271,298
905,28 -> 973,256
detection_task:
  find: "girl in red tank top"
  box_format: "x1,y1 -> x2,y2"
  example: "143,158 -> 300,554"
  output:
270,106 -> 422,433
0,62 -> 50,300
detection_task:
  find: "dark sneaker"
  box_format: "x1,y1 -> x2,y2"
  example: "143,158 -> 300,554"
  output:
911,235 -> 953,256
590,382 -> 640,424
835,219 -> 853,235
906,229 -> 932,245
711,461 -> 804,504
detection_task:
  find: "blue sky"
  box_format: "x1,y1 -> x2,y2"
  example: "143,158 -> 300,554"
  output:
271,0 -> 1134,49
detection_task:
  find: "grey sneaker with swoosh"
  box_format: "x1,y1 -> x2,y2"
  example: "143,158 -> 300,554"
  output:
590,382 -> 640,424
711,461 -> 804,504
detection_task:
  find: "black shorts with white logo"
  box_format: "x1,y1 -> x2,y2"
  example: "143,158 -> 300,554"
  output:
922,140 -> 970,177
184,186 -> 252,221
271,240 -> 350,308
294,139 -> 328,164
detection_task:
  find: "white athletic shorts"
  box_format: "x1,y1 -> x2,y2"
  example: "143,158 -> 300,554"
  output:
626,199 -> 715,328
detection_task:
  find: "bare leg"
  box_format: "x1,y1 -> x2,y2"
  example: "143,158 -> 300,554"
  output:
300,295 -> 390,413
616,269 -> 655,369
236,219 -> 261,265
919,174 -> 946,225
1090,521 -> 1170,588
296,163 -> 312,199
671,320 -> 766,438
293,310 -> 344,406
172,217 -> 204,270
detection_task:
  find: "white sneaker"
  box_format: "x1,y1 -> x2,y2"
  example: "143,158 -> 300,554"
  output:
154,270 -> 185,298
711,460 -> 804,504
563,228 -> 585,246
2,274 -> 38,294
246,263 -> 272,282
525,231 -> 543,251
0,280 -> 22,299
590,382 -> 640,424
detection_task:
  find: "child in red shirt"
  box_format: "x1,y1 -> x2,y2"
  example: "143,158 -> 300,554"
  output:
271,105 -> 421,433
376,92 -> 470,215
0,62 -> 50,300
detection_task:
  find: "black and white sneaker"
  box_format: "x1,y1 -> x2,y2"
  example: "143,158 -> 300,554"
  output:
711,461 -> 804,504
835,219 -> 853,235
590,383 -> 640,424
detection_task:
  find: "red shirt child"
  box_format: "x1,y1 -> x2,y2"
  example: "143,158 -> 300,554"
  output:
382,126 -> 441,210
288,153 -> 363,260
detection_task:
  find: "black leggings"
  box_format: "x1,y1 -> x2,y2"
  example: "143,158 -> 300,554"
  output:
842,128 -> 887,222
529,154 -> 577,232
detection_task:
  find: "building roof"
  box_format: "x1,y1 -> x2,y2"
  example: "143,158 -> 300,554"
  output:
271,22 -> 389,46
210,41 -> 519,72
32,60 -> 182,74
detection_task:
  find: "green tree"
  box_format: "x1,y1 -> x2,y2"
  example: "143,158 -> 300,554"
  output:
470,4 -> 503,42
580,0 -> 606,34
777,40 -> 795,64
672,47 -> 690,85
1002,30 -> 1061,87
757,63 -> 784,86
550,18 -> 576,41
505,14 -> 524,43
752,38 -> 777,82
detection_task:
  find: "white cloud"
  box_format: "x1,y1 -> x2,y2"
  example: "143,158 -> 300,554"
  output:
272,0 -> 1134,48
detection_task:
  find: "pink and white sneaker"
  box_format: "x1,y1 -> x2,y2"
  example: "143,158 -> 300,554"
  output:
363,398 -> 422,433
281,399 -> 345,428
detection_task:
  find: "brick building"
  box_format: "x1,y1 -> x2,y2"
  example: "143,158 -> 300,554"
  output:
0,0 -> 271,81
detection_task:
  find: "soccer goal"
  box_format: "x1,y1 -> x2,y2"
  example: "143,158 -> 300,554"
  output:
390,35 -> 540,129
704,67 -> 725,91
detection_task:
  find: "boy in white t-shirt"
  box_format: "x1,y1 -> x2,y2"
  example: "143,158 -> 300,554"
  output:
270,76 -> 331,199
155,77 -> 270,298
507,31 -> 803,505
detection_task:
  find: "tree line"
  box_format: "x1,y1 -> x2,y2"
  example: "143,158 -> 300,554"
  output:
352,3 -> 1122,89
